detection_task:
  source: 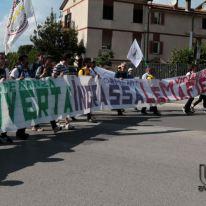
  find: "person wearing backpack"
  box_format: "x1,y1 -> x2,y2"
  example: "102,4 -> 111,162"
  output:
10,55 -> 31,140
35,56 -> 62,133
141,67 -> 161,116
115,62 -> 128,116
183,65 -> 197,115
53,54 -> 75,130
31,53 -> 45,77
0,53 -> 13,143
78,58 -> 97,123
191,93 -> 206,113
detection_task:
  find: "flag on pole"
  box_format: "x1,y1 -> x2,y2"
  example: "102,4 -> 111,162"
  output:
170,0 -> 178,6
127,39 -> 143,68
4,0 -> 34,54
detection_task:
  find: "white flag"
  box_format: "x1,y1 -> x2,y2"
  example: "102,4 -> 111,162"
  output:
4,0 -> 34,54
127,39 -> 143,68
170,0 -> 177,6
94,66 -> 115,79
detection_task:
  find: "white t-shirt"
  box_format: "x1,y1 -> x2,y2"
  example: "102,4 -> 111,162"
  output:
10,67 -> 31,79
142,73 -> 149,79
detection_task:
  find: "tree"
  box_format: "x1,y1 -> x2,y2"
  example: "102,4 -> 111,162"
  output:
96,50 -> 114,67
169,48 -> 194,65
170,45 -> 206,65
18,45 -> 34,56
31,11 -> 85,62
6,52 -> 19,69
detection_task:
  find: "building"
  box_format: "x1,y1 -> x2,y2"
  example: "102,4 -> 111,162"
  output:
60,0 -> 206,64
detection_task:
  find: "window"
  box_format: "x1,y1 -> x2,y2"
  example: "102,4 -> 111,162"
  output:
151,12 -> 165,25
202,18 -> 206,29
153,42 -> 160,54
103,0 -> 113,20
133,32 -> 142,47
133,4 -> 143,23
64,13 -> 72,28
150,41 -> 163,55
102,30 -> 112,50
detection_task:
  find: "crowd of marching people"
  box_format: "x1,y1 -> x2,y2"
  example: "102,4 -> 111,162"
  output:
0,52 -> 205,144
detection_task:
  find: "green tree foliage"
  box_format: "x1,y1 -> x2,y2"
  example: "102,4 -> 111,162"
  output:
170,45 -> 206,65
30,11 -> 85,62
199,44 -> 206,64
17,45 -> 39,65
18,45 -> 34,56
96,50 -> 114,66
170,48 -> 194,65
6,52 -> 19,69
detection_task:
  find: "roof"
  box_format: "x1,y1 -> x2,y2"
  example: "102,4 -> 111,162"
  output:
60,0 -> 68,10
148,2 -> 206,15
59,0 -> 206,15
195,1 -> 206,10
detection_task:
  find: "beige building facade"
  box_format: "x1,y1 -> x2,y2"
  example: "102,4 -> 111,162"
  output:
60,0 -> 206,64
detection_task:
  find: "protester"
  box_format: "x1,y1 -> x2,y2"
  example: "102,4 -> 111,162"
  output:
10,55 -> 31,140
0,53 -> 9,80
183,65 -> 197,115
78,58 -> 97,123
141,67 -> 161,116
53,54 -> 75,130
115,62 -> 128,116
89,61 -> 97,78
191,93 -> 206,112
31,53 -> 44,77
0,53 -> 13,143
127,68 -> 134,79
35,56 -> 62,133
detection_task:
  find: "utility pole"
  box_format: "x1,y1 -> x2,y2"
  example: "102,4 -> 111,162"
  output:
145,2 -> 152,63
189,13 -> 194,49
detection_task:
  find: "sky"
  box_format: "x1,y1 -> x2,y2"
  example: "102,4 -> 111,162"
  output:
0,0 -> 61,52
0,0 -> 204,52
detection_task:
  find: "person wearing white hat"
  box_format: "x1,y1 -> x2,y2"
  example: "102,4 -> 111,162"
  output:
128,68 -> 134,79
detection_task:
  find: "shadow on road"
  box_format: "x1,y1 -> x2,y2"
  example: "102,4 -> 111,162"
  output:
0,113 -> 189,186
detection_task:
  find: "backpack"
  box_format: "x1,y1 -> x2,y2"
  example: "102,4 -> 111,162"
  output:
17,66 -> 34,78
78,68 -> 85,76
0,68 -> 6,79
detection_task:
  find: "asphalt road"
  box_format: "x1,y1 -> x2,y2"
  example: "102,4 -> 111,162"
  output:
1,103 -> 206,206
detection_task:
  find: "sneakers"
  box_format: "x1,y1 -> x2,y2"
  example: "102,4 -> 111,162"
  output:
153,111 -> 161,116
182,106 -> 193,115
141,110 -> 148,115
53,126 -> 62,134
65,123 -> 75,130
87,117 -> 97,123
0,137 -> 4,144
1,133 -> 13,143
32,126 -> 44,132
117,110 -> 123,116
71,117 -> 77,121
16,133 -> 29,140
190,106 -> 195,113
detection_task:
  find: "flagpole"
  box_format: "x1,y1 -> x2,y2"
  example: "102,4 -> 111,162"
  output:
31,1 -> 39,37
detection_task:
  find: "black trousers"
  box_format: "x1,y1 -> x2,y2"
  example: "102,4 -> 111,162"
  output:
141,106 -> 158,113
50,121 -> 57,130
16,128 -> 26,136
184,98 -> 194,112
193,95 -> 206,108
